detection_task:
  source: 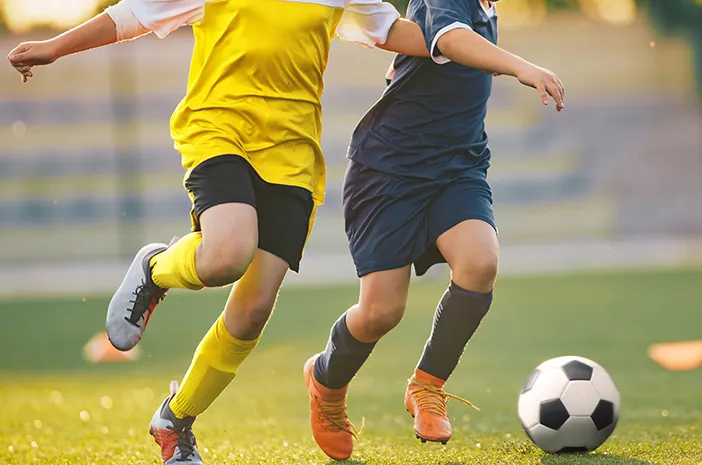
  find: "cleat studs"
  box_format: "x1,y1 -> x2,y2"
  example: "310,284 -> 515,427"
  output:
421,438 -> 427,443
441,441 -> 447,445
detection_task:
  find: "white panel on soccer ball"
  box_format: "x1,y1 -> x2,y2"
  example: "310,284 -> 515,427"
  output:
529,367 -> 570,402
518,390 -> 540,428
560,381 -> 601,416
525,424 -> 564,453
557,416 -> 599,450
590,367 -> 620,405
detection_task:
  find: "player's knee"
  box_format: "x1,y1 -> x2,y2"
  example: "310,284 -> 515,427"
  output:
361,300 -> 406,339
200,246 -> 255,287
452,250 -> 499,292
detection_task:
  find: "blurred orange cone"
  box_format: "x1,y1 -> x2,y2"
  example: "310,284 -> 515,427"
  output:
648,340 -> 702,372
83,331 -> 141,363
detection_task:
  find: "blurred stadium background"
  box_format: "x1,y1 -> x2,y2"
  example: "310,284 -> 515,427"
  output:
0,0 -> 701,297
2,2 -> 702,464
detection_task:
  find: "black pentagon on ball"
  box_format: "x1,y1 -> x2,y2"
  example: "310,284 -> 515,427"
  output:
539,399 -> 570,430
561,360 -> 593,381
557,447 -> 589,454
521,369 -> 540,394
591,399 -> 615,431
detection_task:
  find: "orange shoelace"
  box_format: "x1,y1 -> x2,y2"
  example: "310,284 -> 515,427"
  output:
410,383 -> 480,417
313,395 -> 365,440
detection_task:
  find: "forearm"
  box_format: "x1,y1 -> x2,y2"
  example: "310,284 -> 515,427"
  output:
437,28 -> 527,76
378,19 -> 429,57
48,13 -> 119,61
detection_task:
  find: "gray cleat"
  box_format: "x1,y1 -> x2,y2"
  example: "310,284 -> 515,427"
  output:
150,382 -> 203,465
106,243 -> 168,351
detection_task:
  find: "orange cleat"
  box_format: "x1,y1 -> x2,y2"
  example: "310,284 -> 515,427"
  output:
304,355 -> 361,461
404,369 -> 479,444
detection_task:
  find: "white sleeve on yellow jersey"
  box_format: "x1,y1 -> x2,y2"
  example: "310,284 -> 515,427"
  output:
105,0 -> 205,41
338,0 -> 401,47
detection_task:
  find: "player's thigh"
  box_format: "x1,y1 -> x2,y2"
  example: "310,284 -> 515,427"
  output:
346,266 -> 412,342
223,248 -> 289,340
199,204 -> 258,263
186,155 -> 260,268
436,219 -> 499,292
428,176 -> 498,291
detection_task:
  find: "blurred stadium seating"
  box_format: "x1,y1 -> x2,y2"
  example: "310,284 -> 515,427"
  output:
1,14 -> 701,294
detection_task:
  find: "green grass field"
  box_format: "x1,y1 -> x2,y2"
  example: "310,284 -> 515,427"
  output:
1,268 -> 702,465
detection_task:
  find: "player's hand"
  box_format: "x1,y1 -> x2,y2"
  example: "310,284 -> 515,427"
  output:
515,62 -> 565,112
7,41 -> 58,83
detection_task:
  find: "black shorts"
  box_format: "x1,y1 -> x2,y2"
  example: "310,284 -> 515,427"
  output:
344,160 -> 496,277
184,155 -> 314,272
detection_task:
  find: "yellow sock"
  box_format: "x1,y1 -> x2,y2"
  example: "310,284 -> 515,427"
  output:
169,315 -> 260,418
150,232 -> 205,290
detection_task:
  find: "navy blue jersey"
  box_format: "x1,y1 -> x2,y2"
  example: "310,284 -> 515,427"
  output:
348,0 -> 498,179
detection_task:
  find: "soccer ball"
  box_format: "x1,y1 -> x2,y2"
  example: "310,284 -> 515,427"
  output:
518,356 -> 620,453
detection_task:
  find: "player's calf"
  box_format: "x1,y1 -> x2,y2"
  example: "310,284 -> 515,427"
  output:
346,267 -> 412,342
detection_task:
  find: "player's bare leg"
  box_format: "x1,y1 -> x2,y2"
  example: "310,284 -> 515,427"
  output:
152,249 -> 289,464
106,203 -> 257,351
306,267 -> 411,460
220,249 -> 290,341
437,219 -> 499,294
191,203 -> 259,287
407,219 -> 497,444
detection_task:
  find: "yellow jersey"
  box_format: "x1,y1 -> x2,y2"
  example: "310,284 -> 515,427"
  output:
127,0 -> 400,205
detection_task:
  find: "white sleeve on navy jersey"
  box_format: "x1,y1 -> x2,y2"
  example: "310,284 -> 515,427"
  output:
430,22 -> 472,65
106,0 -> 205,41
338,0 -> 401,48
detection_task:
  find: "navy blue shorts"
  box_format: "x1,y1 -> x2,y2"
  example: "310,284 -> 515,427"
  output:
344,160 -> 496,277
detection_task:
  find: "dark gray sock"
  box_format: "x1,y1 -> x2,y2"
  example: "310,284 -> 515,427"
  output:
417,281 -> 493,380
313,313 -> 376,389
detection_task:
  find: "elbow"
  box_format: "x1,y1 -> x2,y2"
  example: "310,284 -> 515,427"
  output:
436,34 -> 460,62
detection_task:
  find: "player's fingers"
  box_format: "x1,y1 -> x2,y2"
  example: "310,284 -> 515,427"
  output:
13,64 -> 31,73
536,84 -> 548,105
8,48 -> 31,64
546,82 -> 563,110
556,76 -> 565,99
552,75 -> 565,104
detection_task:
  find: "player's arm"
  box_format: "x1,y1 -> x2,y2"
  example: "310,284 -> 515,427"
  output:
437,28 -> 565,111
7,0 -> 204,83
338,0 -> 429,57
8,13 -> 124,82
379,19 -> 429,57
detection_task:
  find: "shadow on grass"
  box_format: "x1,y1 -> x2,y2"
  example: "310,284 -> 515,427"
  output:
329,461 -> 367,465
542,453 -> 655,465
